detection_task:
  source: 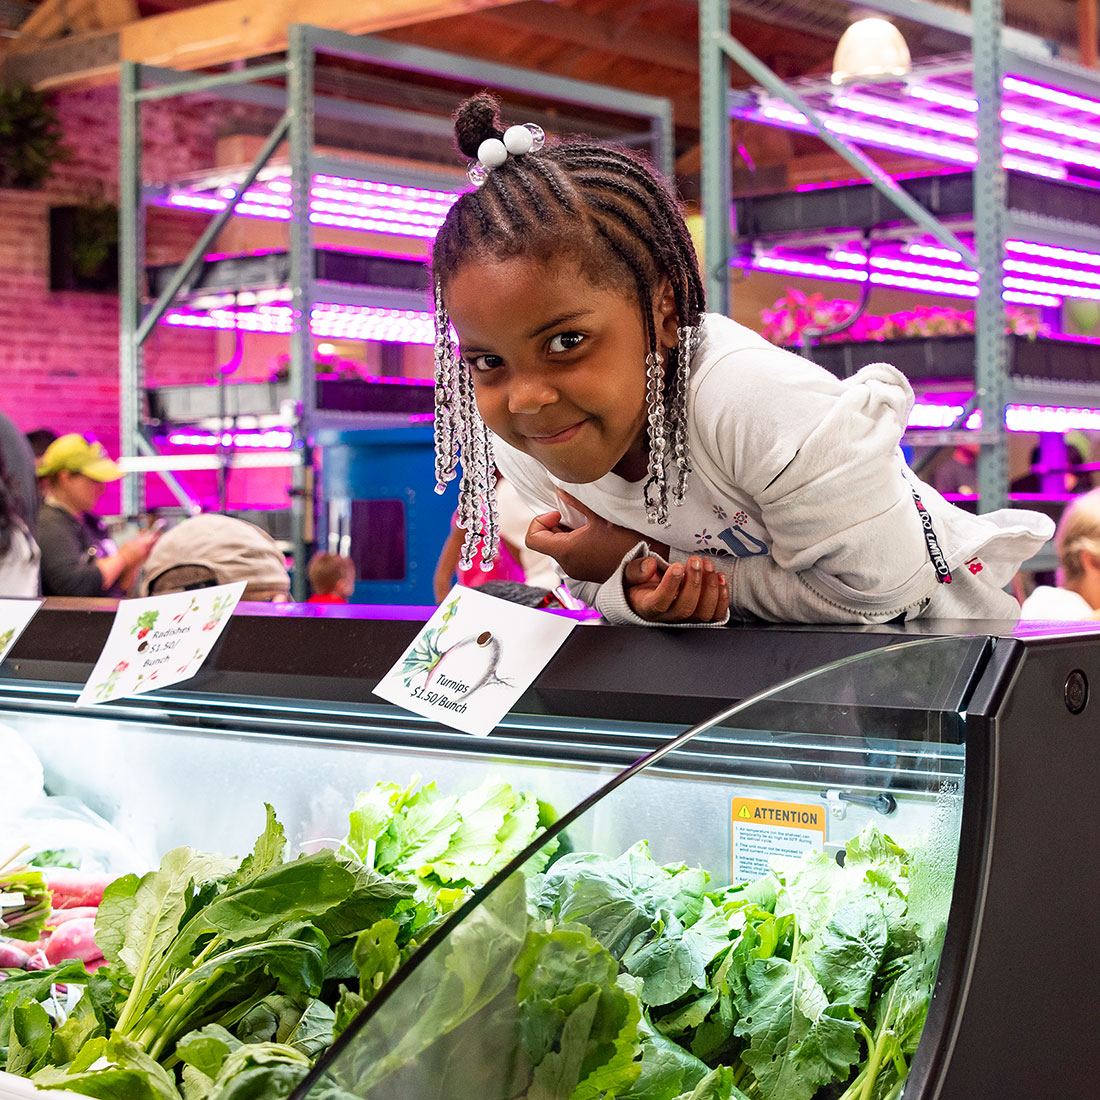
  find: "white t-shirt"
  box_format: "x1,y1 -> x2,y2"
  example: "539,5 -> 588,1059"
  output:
1020,585 -> 1095,620
494,314 -> 1054,625
0,524 -> 40,598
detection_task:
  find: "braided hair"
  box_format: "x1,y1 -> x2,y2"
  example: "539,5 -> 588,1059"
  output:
0,451 -> 24,558
431,92 -> 705,570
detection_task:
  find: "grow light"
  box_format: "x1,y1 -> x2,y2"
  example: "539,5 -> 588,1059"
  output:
161,170 -> 461,239
163,303 -> 436,344
735,59 -> 1100,185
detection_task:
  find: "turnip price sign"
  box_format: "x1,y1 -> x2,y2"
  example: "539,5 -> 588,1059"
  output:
374,586 -> 577,736
76,582 -> 246,707
0,598 -> 43,665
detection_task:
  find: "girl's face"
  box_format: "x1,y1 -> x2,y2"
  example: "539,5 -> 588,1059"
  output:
445,254 -> 677,484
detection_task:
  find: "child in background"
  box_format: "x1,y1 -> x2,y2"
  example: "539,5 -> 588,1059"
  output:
430,93 -> 1053,626
433,474 -> 561,602
307,551 -> 356,604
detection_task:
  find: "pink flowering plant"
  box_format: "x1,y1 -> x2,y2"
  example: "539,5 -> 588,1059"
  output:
760,290 -> 1050,346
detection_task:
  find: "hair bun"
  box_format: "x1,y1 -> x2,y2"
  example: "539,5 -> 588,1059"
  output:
454,93 -> 504,159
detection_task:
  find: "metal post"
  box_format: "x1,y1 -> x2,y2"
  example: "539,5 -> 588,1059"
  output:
700,0 -> 732,315
119,61 -> 146,518
973,0 -> 1009,512
287,25 -> 316,600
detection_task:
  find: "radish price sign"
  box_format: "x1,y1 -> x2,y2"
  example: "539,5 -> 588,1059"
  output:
76,582 -> 246,707
0,598 -> 43,665
374,585 -> 578,737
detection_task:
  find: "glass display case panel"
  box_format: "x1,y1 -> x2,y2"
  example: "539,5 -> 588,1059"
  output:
295,636 -> 971,1100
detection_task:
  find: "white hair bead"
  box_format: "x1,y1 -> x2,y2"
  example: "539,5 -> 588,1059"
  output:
477,138 -> 508,168
503,125 -> 534,155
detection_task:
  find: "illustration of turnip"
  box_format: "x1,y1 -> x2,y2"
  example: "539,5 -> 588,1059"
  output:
422,630 -> 511,701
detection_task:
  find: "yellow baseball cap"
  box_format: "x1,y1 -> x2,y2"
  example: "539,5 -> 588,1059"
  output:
36,434 -> 123,482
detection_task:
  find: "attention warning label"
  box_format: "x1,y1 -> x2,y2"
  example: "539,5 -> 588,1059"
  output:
731,797 -> 826,883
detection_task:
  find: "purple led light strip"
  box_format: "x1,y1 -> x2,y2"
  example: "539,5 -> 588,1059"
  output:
165,171 -> 461,239
910,401 -> 1100,432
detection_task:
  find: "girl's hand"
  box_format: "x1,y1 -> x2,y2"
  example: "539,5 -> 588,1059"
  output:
526,491 -> 647,583
624,555 -> 729,624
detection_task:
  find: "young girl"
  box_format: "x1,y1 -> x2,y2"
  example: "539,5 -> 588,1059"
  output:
431,93 -> 1054,626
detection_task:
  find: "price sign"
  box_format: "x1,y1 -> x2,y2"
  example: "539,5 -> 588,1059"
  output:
76,582 -> 245,707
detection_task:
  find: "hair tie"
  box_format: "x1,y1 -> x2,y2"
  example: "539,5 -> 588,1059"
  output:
466,123 -> 546,186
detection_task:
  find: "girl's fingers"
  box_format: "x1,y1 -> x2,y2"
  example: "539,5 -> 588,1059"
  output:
693,559 -> 722,622
648,561 -> 686,612
714,573 -> 730,621
668,556 -> 705,618
624,556 -> 659,586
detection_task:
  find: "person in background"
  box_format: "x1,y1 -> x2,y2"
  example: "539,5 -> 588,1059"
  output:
36,434 -> 157,598
306,551 -> 356,604
25,429 -> 57,507
0,444 -> 39,597
140,514 -> 291,602
1020,488 -> 1100,620
0,412 -> 38,539
433,474 -> 561,602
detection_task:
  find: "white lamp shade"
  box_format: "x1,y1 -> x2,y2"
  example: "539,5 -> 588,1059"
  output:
831,17 -> 911,84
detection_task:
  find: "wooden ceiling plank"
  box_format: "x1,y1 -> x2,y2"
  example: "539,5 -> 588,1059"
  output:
119,0 -> 526,69
473,2 -> 699,72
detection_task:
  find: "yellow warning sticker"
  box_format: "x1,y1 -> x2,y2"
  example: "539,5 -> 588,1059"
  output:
731,797 -> 826,883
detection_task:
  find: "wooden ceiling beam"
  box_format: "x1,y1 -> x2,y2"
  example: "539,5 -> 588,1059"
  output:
118,0 -> 524,69
1,0 -> 523,86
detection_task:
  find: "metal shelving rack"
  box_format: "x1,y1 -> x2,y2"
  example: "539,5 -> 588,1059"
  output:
118,25 -> 674,596
699,0 -> 1100,516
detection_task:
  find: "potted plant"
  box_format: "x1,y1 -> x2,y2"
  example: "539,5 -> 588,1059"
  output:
0,83 -> 67,190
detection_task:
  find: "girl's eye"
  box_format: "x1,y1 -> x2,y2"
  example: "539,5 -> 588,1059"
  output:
467,353 -> 504,373
548,331 -> 585,353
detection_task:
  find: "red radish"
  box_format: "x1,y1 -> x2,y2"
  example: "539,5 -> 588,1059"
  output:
25,949 -> 48,970
0,940 -> 31,968
84,955 -> 107,971
43,869 -> 115,909
48,906 -> 98,926
44,917 -> 100,965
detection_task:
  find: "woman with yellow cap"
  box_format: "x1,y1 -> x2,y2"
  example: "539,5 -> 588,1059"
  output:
36,434 -> 158,598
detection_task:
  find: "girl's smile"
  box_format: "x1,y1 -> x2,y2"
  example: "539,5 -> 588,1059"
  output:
445,255 -> 677,485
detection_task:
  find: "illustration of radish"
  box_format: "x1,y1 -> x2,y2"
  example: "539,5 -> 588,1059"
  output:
172,596 -> 200,624
130,610 -> 159,639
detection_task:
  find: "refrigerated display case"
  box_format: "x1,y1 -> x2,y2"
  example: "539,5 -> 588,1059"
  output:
2,602 -> 1100,1098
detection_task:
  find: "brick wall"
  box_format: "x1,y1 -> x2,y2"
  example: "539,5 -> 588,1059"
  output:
0,85 -> 218,510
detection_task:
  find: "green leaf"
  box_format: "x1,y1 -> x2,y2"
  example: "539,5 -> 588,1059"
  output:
742,1004 -> 860,1100
803,897 -> 888,1011
353,918 -> 402,1001
531,843 -> 708,960
423,780 -> 518,885
332,986 -> 367,1042
50,996 -> 103,1066
230,805 -> 287,887
624,897 -> 733,1007
176,1024 -> 241,1078
34,1034 -> 183,1099
619,984 -> 710,1100
8,1000 -> 53,1076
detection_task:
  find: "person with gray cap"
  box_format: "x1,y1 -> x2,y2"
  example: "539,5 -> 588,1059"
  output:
140,514 -> 291,602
